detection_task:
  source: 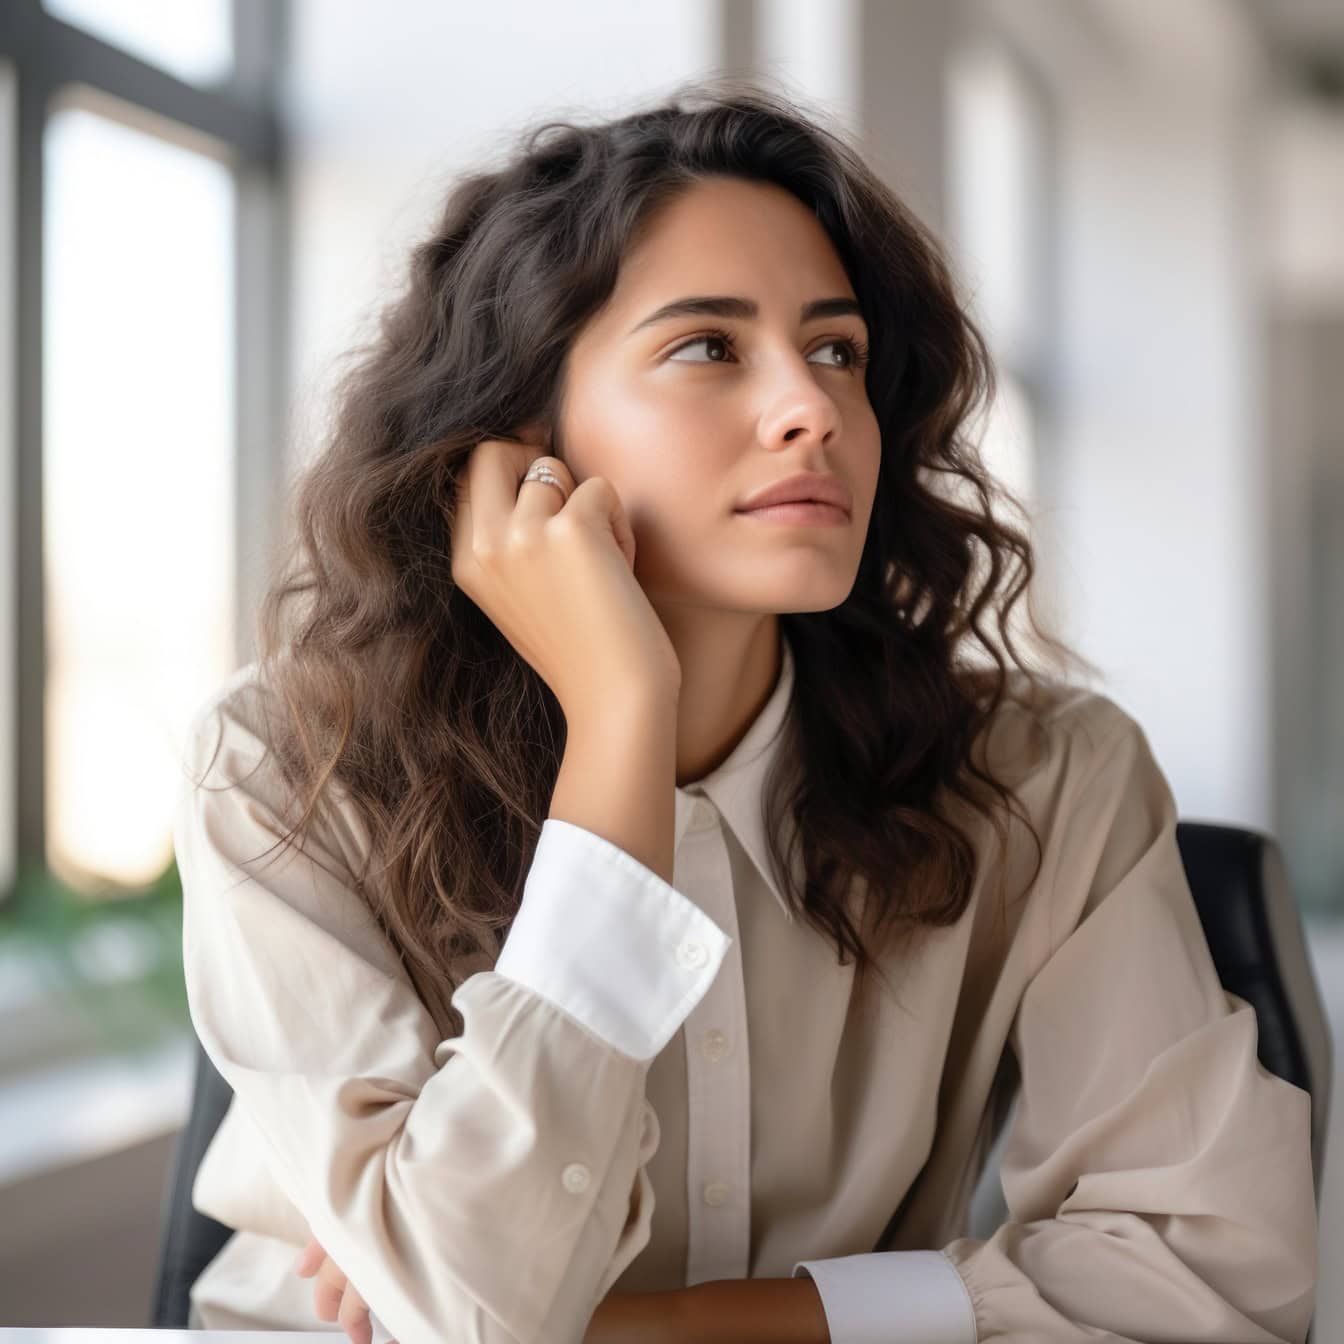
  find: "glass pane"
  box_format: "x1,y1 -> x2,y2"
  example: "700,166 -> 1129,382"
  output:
44,105 -> 235,892
0,61 -> 15,899
43,0 -> 232,87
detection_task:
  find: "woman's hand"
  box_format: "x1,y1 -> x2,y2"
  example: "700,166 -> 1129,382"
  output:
450,438 -> 682,722
294,1235 -> 397,1344
294,1232 -> 679,1344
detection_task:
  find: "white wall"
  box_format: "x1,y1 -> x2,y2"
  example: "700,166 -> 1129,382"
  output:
993,0 -> 1275,829
755,0 -> 860,141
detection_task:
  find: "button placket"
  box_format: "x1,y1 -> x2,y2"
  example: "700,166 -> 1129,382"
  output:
702,1181 -> 731,1206
701,1027 -> 730,1062
674,819 -> 752,1287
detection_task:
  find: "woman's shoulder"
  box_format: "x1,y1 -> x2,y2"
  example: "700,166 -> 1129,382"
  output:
178,662 -> 306,822
181,660 -> 275,771
970,666 -> 1140,796
177,660 -> 372,873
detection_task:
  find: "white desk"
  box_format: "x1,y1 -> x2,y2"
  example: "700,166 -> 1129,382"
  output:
0,1334 -> 340,1342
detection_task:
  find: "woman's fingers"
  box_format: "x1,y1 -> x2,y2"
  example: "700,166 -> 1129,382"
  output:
447,437 -> 680,717
293,1235 -> 397,1343
311,1254 -> 350,1323
337,1278 -> 374,1344
293,1236 -> 325,1278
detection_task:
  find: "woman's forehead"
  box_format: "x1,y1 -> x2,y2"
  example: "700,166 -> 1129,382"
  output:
596,186 -> 857,334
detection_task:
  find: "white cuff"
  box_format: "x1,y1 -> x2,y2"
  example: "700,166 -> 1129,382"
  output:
493,817 -> 732,1062
791,1250 -> 977,1343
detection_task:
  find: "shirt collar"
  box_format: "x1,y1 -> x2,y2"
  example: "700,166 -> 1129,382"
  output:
673,635 -> 800,923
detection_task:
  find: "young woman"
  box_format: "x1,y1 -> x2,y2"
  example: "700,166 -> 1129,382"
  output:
175,78 -> 1317,1344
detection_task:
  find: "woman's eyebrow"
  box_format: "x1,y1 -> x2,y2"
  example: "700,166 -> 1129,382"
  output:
627,295 -> 865,335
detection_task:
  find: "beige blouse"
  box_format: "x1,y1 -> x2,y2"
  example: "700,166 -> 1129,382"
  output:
176,637 -> 1317,1343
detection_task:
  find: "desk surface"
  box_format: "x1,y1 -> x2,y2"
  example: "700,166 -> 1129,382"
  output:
0,1334 -> 339,1341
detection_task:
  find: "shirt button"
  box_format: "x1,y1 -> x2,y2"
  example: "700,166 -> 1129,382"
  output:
703,1181 -> 731,1207
561,1163 -> 591,1194
675,939 -> 708,970
687,798 -> 717,832
701,1028 -> 729,1061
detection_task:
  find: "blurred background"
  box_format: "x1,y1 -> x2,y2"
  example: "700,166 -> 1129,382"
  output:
0,0 -> 1340,1332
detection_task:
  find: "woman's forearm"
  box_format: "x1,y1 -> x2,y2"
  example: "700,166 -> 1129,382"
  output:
581,1288 -> 692,1343
550,689 -> 679,886
678,1278 -> 831,1343
583,1279 -> 830,1344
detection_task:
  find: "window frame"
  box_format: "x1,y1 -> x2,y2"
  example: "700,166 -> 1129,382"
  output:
0,0 -> 288,892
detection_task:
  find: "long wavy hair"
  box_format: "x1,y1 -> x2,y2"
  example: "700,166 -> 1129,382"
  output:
210,77 -> 1101,1038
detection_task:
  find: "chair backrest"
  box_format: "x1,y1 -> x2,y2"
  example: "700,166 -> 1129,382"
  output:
1175,821 -> 1332,1190
148,1037 -> 236,1328
151,821 -> 1333,1329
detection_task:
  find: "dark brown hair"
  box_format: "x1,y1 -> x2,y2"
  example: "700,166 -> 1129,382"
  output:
215,76 -> 1101,1036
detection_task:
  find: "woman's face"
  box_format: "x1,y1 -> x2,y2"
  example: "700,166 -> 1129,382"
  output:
551,174 -> 881,621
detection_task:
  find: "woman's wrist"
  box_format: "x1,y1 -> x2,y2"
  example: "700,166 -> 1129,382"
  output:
551,693 -> 678,885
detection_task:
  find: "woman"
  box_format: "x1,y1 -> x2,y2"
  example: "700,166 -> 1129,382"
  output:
176,77 -> 1317,1343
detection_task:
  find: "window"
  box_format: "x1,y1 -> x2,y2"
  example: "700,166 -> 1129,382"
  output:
43,96 -> 236,890
0,59 -> 16,901
0,1 -> 285,1103
42,0 -> 232,87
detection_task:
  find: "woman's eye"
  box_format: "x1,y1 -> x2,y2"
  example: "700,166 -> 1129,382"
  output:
667,334 -> 733,363
810,340 -> 862,368
667,334 -> 866,368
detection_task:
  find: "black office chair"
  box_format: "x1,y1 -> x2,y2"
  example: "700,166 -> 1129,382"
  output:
149,1037 -> 237,1329
151,821 -> 1334,1331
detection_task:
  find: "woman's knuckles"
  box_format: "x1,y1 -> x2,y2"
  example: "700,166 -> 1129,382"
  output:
448,439 -> 678,716
313,1287 -> 342,1322
292,1237 -> 378,1344
338,1286 -> 373,1344
313,1258 -> 349,1319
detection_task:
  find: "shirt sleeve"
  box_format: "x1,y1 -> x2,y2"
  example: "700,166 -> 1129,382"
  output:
792,704 -> 1318,1344
790,1249 -> 976,1343
174,684 -> 731,1344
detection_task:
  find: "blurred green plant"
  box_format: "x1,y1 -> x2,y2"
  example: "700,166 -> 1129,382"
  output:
0,855 -> 191,1060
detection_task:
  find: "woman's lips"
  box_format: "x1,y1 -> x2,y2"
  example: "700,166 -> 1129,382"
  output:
734,502 -> 849,525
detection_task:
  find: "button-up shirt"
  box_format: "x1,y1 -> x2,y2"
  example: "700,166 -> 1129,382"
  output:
176,636 -> 1317,1343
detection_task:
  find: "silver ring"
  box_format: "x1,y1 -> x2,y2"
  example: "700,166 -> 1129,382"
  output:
520,465 -> 568,501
